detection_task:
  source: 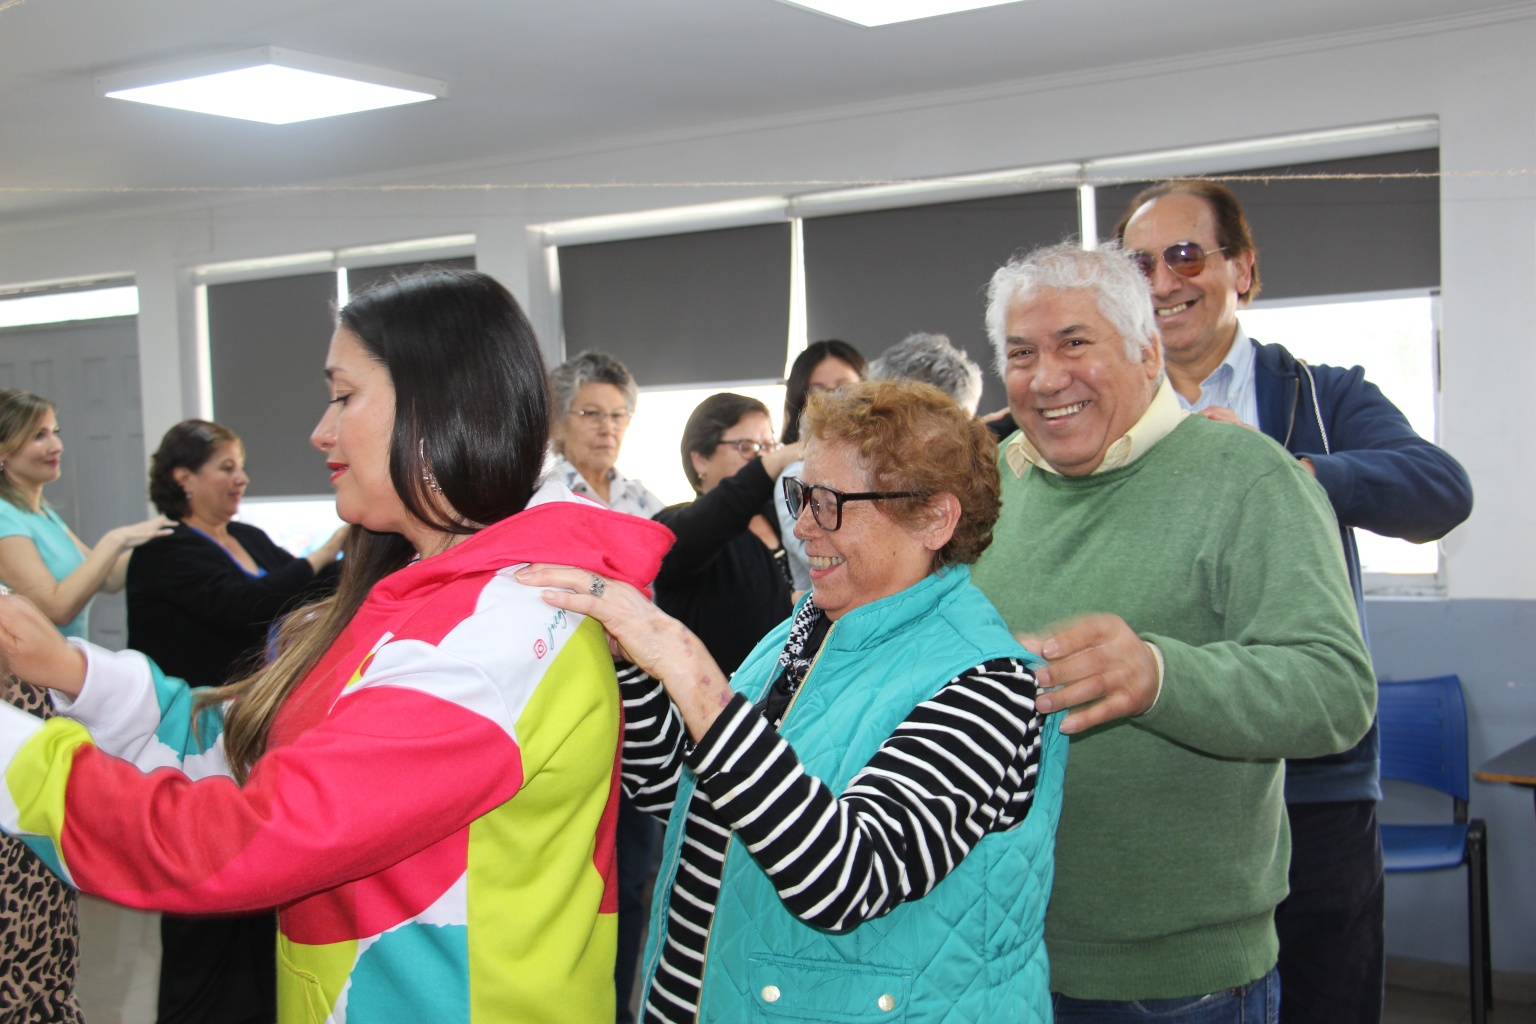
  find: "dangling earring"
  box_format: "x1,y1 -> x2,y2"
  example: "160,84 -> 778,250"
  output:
419,440 -> 442,494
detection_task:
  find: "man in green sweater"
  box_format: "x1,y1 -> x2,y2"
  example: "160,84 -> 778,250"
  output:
970,242 -> 1375,1023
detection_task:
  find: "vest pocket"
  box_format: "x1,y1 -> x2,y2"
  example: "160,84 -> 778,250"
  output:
747,954 -> 912,1022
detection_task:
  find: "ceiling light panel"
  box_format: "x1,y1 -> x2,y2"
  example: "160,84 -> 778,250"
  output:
96,47 -> 445,125
777,0 -> 1031,27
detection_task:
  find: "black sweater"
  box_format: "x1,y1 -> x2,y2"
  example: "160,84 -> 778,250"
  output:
653,459 -> 792,676
126,521 -> 337,687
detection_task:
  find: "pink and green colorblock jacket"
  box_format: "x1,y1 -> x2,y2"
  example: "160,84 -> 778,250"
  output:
0,482 -> 673,1023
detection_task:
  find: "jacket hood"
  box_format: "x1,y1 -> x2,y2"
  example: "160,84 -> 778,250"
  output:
1253,337 -> 1303,378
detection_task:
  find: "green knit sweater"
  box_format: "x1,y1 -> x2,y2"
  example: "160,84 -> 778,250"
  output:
972,414 -> 1374,1001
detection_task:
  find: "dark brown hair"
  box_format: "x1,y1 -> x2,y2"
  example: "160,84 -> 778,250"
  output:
148,420 -> 242,519
680,392 -> 770,493
782,340 -> 867,445
203,268 -> 550,781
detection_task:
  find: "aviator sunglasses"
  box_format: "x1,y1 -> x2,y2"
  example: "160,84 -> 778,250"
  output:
1128,241 -> 1227,279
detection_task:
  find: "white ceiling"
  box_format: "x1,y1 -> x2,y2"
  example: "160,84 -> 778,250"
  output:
0,0 -> 1521,226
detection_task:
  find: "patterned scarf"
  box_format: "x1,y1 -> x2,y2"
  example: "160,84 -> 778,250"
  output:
759,599 -> 830,728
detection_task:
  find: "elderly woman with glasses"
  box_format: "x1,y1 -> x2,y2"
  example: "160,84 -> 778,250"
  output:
548,351 -> 664,517
652,393 -> 802,676
521,380 -> 1066,1024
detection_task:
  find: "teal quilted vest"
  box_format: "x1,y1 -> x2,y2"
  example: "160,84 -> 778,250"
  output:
640,565 -> 1066,1023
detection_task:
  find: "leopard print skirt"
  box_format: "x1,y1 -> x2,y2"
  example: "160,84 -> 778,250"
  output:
0,679 -> 85,1024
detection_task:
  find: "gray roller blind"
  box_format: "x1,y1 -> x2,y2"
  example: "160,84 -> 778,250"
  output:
558,223 -> 793,387
207,273 -> 337,497
346,256 -> 476,299
1096,148 -> 1439,299
803,189 -> 1081,413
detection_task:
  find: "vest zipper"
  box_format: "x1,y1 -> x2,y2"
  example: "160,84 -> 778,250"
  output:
778,620 -> 835,728
693,620 -> 837,1022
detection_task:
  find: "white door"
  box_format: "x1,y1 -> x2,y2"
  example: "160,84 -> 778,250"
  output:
0,315 -> 147,650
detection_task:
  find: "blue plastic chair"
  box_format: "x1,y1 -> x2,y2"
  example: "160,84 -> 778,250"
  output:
1378,675 -> 1491,1023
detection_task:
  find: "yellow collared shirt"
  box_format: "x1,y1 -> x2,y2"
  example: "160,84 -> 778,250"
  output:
1003,377 -> 1188,479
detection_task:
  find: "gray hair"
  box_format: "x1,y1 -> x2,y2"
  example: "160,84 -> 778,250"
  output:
549,351 -> 639,417
868,333 -> 985,415
985,242 -> 1159,376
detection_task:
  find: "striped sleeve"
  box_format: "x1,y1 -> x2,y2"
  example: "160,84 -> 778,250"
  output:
687,657 -> 1041,933
617,661 -> 688,818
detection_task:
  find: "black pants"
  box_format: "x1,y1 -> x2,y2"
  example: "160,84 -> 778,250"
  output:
1274,800 -> 1384,1024
157,912 -> 277,1024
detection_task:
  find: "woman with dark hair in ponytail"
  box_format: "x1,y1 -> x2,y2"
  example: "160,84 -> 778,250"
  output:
0,269 -> 673,1023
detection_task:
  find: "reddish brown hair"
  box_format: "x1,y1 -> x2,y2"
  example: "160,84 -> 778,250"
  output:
801,380 -> 1000,567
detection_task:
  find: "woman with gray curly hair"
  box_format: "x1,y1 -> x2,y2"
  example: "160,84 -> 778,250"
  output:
548,351 -> 663,517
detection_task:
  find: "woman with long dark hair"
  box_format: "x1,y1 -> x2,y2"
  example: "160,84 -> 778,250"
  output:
0,270 -> 673,1023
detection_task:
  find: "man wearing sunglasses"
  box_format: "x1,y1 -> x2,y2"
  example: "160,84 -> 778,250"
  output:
1115,180 -> 1473,1024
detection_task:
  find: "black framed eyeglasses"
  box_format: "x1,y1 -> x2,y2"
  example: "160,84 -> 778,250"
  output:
1128,241 -> 1227,280
782,476 -> 920,532
715,438 -> 781,458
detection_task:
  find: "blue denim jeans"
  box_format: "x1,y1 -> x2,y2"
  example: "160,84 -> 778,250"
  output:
1053,967 -> 1280,1023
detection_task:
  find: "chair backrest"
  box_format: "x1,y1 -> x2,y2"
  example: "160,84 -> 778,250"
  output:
1377,675 -> 1470,808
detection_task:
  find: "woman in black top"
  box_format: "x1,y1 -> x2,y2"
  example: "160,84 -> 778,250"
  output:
652,394 -> 801,676
126,420 -> 346,1024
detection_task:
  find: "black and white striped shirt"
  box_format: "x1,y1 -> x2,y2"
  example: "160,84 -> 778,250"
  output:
618,639 -> 1042,1024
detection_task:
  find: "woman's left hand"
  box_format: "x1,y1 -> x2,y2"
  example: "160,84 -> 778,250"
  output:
515,564 -> 734,739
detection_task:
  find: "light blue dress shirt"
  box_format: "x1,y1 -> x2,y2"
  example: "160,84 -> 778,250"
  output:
1173,323 -> 1260,429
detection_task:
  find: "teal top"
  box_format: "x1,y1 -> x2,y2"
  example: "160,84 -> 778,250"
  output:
646,567 -> 1067,1024
0,500 -> 89,638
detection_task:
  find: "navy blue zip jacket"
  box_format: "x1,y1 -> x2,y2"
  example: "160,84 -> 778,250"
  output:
1253,338 -> 1473,803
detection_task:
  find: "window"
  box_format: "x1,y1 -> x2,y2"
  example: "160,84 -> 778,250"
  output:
235,496 -> 347,557
200,251 -> 476,498
802,188 -> 1079,414
613,383 -> 787,507
557,223 -> 794,387
0,285 -> 138,328
1239,293 -> 1439,578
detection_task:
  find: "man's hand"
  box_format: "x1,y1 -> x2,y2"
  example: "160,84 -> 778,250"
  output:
1019,613 -> 1160,735
1198,406 -> 1258,430
0,595 -> 87,697
1198,407 -> 1315,475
